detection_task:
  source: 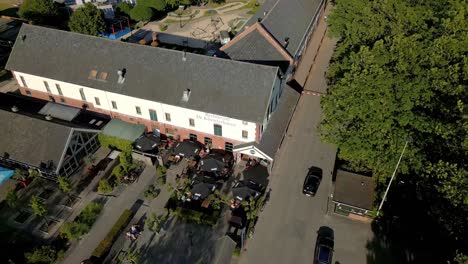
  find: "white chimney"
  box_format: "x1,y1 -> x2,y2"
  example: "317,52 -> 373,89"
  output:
45,114 -> 53,120
182,89 -> 191,102
11,105 -> 18,112
182,51 -> 187,62
117,70 -> 125,84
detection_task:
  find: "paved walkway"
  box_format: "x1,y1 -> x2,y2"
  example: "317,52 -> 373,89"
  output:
293,4 -> 333,88
60,165 -> 157,264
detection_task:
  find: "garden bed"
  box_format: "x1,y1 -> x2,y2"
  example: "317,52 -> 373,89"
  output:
39,219 -> 60,234
14,211 -> 32,224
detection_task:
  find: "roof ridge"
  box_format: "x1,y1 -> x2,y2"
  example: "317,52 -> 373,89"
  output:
19,24 -> 280,71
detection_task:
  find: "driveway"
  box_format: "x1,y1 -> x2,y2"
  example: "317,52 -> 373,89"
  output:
239,31 -> 375,264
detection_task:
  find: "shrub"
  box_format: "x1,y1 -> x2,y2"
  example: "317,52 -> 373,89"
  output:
98,134 -> 132,152
25,245 -> 59,264
232,247 -> 241,257
159,24 -> 168,31
98,179 -> 113,194
157,175 -> 166,186
156,165 -> 167,176
145,212 -> 167,233
144,185 -> 160,200
57,176 -> 72,194
60,202 -> 103,240
6,188 -> 18,208
92,209 -> 133,258
112,165 -> 124,183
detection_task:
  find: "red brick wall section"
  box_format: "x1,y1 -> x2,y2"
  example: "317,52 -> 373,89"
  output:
20,88 -> 245,151
255,123 -> 261,142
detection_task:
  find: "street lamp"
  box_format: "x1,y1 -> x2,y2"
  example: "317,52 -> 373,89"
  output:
376,138 -> 410,216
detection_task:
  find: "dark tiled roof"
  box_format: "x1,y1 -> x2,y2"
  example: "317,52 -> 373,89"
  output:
222,26 -> 290,72
0,109 -> 72,168
333,170 -> 375,210
236,0 -> 324,57
257,85 -> 300,158
6,24 -> 280,123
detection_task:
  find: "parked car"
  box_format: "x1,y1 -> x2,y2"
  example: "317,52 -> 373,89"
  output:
314,235 -> 334,264
302,167 -> 322,196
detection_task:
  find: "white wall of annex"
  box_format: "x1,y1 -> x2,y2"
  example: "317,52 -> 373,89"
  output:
14,71 -> 257,142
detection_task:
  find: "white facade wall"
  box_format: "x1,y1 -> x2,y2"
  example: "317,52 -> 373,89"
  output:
14,71 -> 258,143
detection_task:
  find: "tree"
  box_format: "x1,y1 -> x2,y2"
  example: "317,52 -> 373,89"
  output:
130,5 -> 154,21
208,189 -> 230,210
98,179 -> 113,194
69,3 -> 106,36
117,2 -> 133,16
19,0 -> 58,25
6,188 -> 18,208
139,0 -> 166,11
57,176 -> 72,194
25,246 -> 58,264
322,0 -> 467,262
145,211 -> 167,233
30,195 -> 46,218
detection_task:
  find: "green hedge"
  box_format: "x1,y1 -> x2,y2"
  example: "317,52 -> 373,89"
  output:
171,207 -> 219,226
60,202 -> 103,240
98,134 -> 133,152
92,209 -> 133,258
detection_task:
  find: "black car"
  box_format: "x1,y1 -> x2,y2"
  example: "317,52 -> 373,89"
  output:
315,236 -> 334,264
303,167 -> 322,196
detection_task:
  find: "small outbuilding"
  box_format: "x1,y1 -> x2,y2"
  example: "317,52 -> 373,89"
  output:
332,170 -> 375,220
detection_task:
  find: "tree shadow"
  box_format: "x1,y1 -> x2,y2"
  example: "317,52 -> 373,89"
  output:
365,176 -> 467,264
138,218 -> 220,264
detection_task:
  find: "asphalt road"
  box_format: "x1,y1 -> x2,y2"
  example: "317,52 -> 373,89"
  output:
239,34 -> 374,263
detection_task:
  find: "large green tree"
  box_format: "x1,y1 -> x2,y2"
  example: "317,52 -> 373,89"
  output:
69,3 -> 106,36
139,0 -> 166,11
321,0 -> 467,262
18,0 -> 58,25
322,0 -> 467,196
130,5 -> 154,21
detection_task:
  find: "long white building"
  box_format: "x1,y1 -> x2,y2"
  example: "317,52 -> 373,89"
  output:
6,0 -> 327,169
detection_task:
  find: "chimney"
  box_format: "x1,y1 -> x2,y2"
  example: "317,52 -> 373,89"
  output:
117,68 -> 126,84
257,17 -> 262,22
263,11 -> 268,16
182,51 -> 187,62
182,88 -> 191,102
45,114 -> 53,121
11,105 -> 19,112
284,37 -> 290,48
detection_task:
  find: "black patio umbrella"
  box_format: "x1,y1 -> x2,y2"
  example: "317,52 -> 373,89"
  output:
190,182 -> 216,200
232,186 -> 260,201
200,154 -> 226,172
174,141 -> 201,157
134,134 -> 160,152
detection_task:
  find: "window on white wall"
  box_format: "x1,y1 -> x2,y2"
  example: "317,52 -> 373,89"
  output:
214,124 -> 222,136
56,84 -> 63,96
43,81 -> 50,92
94,97 -> 101,106
111,101 -> 117,109
20,76 -> 27,87
165,113 -> 171,122
79,88 -> 86,101
189,118 -> 195,127
242,130 -> 248,139
135,106 -> 141,115
149,110 -> 158,121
